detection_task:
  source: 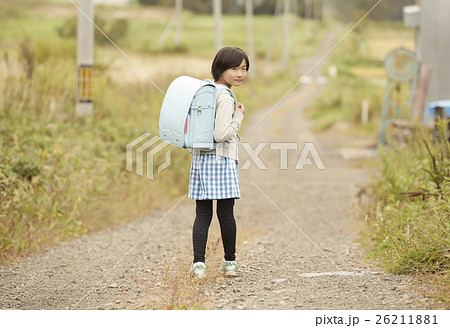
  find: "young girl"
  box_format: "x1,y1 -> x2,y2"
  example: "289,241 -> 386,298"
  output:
189,47 -> 249,278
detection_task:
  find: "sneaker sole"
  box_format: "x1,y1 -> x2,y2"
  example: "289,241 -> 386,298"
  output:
191,273 -> 206,279
223,271 -> 237,277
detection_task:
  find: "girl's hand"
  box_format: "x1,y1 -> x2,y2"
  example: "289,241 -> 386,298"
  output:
235,102 -> 245,115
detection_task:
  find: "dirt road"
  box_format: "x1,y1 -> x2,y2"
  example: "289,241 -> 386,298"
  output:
0,28 -> 439,310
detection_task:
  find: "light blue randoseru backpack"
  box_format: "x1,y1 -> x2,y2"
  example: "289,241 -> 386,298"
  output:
159,76 -> 237,150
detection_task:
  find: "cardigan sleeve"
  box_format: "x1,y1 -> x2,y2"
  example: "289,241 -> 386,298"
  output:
213,92 -> 244,143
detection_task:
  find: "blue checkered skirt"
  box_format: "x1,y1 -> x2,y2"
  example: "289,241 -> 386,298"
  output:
188,154 -> 240,200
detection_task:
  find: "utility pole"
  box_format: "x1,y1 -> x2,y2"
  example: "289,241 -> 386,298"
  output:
282,0 -> 290,69
313,0 -> 321,21
246,0 -> 255,79
263,0 -> 282,76
305,0 -> 312,20
322,0 -> 332,22
419,0 -> 450,107
213,0 -> 223,52
76,0 -> 94,116
175,0 -> 182,45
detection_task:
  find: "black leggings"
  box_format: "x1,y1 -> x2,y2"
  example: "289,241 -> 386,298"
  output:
192,199 -> 236,264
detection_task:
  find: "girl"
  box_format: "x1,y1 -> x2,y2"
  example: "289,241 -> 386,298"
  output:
189,47 -> 249,278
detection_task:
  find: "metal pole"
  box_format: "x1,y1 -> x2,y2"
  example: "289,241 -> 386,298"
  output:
263,0 -> 282,76
175,0 -> 182,45
213,0 -> 223,52
282,0 -> 290,69
246,0 -> 255,79
76,0 -> 94,116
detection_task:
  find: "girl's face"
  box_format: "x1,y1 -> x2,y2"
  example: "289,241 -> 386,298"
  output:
216,59 -> 247,88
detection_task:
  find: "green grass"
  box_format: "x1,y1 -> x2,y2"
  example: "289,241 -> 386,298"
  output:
0,18 -> 66,41
357,125 -> 449,304
0,54 -> 191,261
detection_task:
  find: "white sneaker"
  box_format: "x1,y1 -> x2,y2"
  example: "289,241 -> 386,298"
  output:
220,259 -> 238,277
190,262 -> 206,278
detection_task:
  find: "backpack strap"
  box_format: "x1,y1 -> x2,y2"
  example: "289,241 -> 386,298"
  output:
214,84 -> 238,158
202,81 -> 239,157
204,79 -> 238,105
215,83 -> 238,105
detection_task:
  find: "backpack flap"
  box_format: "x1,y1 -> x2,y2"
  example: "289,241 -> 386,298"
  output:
159,76 -> 208,148
187,84 -> 217,150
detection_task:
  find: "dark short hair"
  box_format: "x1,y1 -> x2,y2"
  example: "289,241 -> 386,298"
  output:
211,47 -> 250,81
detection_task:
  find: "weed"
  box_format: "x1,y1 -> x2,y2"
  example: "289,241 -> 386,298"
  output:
358,125 -> 449,305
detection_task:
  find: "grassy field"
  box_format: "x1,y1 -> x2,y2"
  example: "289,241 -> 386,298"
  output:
0,0 -> 331,263
306,20 -> 415,135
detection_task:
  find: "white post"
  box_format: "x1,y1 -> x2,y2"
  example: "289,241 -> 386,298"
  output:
282,0 -> 290,69
246,0 -> 255,79
361,99 -> 369,125
76,0 -> 94,117
175,0 -> 183,45
213,0 -> 223,52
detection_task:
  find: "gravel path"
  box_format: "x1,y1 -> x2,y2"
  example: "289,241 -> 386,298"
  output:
0,28 -> 441,310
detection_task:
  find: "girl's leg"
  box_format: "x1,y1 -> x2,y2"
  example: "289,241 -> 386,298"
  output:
192,200 -> 213,264
216,198 -> 236,261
